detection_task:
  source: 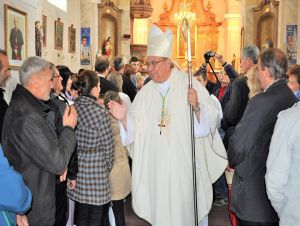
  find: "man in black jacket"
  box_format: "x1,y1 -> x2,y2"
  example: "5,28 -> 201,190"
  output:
228,48 -> 298,225
50,65 -> 78,226
2,56 -> 77,225
221,45 -> 259,149
95,55 -> 118,95
0,49 -> 11,144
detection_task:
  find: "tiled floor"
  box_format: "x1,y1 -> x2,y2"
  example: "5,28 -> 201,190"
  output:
124,195 -> 231,226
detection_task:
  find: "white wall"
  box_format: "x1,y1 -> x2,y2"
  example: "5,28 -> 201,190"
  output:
0,0 -> 81,102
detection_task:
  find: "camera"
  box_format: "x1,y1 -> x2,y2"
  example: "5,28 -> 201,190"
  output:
204,50 -> 216,61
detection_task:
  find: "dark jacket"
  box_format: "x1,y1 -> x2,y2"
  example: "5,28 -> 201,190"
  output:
49,93 -> 78,180
228,79 -> 298,223
212,84 -> 232,111
0,89 -> 8,144
122,74 -> 137,102
223,63 -> 239,80
212,63 -> 237,111
2,84 -> 76,225
221,76 -> 249,149
99,76 -> 118,95
49,93 -> 78,226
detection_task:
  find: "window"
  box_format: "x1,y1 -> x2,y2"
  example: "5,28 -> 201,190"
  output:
48,0 -> 67,12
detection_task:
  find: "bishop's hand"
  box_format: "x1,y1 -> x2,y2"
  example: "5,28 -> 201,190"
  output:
188,88 -> 200,111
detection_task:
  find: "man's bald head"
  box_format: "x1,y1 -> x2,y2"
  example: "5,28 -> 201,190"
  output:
95,55 -> 110,74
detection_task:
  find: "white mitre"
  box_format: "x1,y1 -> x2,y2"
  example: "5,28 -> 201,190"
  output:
147,24 -> 173,58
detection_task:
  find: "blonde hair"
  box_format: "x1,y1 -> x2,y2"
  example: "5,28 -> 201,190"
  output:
247,65 -> 262,98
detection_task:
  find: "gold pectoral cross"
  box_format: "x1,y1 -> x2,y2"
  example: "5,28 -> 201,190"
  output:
158,119 -> 166,135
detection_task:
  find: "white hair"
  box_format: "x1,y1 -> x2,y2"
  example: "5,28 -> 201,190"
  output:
19,56 -> 51,86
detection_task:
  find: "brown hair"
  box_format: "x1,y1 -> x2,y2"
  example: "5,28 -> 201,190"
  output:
73,70 -> 99,96
288,64 -> 300,85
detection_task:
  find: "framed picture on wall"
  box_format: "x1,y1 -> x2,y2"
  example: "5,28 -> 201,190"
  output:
4,4 -> 28,69
42,15 -> 47,47
54,18 -> 63,50
68,26 -> 76,53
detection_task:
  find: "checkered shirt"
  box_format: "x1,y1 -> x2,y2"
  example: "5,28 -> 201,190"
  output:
67,96 -> 115,205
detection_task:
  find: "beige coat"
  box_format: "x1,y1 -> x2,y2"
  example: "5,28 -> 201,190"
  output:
109,117 -> 131,200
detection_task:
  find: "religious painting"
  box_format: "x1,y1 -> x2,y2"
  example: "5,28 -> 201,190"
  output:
286,25 -> 297,65
177,25 -> 197,59
4,4 -> 28,69
80,27 -> 91,65
68,26 -> 76,53
54,19 -> 64,50
42,15 -> 47,47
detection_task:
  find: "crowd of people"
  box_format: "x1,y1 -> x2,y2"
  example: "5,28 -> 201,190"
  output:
0,24 -> 300,226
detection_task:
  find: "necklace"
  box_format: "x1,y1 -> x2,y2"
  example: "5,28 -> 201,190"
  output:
158,88 -> 170,135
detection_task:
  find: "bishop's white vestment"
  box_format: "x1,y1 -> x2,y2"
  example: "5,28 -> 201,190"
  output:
123,68 -> 227,226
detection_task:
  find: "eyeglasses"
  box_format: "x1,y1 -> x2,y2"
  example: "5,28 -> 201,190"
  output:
51,75 -> 61,81
145,58 -> 167,68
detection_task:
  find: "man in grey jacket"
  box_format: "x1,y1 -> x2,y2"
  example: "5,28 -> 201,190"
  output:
2,56 -> 77,225
266,102 -> 300,225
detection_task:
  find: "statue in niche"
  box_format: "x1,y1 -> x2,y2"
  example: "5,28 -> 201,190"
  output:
102,37 -> 112,61
262,37 -> 273,51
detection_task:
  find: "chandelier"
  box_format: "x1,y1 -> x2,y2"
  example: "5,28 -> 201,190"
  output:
174,0 -> 196,22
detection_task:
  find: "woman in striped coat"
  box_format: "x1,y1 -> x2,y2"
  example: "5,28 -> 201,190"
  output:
67,70 -> 115,226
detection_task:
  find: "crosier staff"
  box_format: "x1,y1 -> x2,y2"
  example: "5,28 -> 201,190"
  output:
182,17 -> 198,226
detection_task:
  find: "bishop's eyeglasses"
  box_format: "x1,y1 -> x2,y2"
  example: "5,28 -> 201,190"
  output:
145,58 -> 168,68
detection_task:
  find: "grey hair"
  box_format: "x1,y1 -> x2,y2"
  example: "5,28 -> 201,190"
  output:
114,57 -> 124,72
19,56 -> 51,86
242,45 -> 260,64
107,71 -> 123,92
259,48 -> 287,80
0,49 -> 7,71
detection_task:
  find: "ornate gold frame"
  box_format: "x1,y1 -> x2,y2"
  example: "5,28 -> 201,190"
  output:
54,18 -> 64,50
4,4 -> 28,69
68,26 -> 76,53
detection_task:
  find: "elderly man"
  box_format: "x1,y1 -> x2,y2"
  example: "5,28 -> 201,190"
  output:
266,102 -> 300,225
228,48 -> 298,225
108,25 -> 227,226
0,49 -> 11,144
2,56 -> 77,225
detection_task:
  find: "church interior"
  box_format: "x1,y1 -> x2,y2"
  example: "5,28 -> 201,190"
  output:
0,0 -> 299,225
1,0 -> 300,101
